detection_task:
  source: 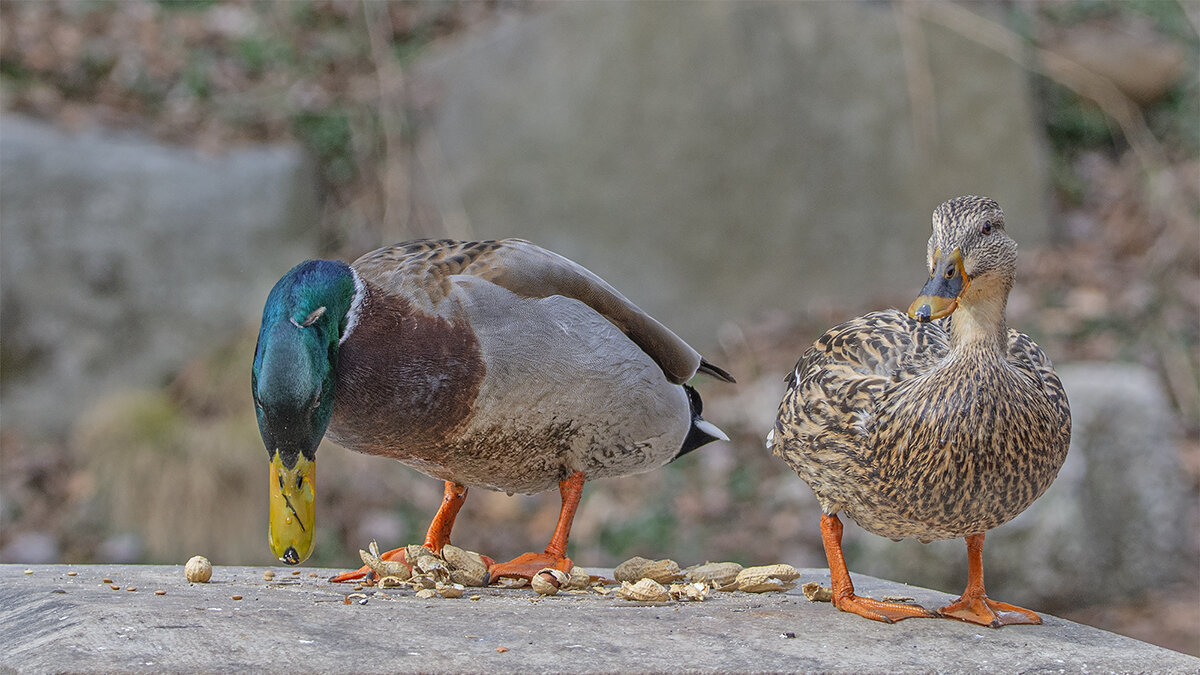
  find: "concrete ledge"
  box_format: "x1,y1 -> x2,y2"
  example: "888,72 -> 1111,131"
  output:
2,564 -> 1196,673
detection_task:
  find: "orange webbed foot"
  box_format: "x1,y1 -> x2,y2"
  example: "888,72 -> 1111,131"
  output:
486,552 -> 573,583
938,594 -> 1041,627
328,546 -> 412,583
834,594 -> 938,624
937,533 -> 1041,627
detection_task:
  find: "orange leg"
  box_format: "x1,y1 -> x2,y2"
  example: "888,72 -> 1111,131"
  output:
820,513 -> 936,623
486,471 -> 585,582
329,481 -> 469,583
938,533 -> 1041,627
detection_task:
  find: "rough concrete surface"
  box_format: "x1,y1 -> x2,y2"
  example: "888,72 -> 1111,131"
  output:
2,565 -> 1196,674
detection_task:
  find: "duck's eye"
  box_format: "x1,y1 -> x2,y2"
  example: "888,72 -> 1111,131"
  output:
944,266 -> 956,280
981,221 -> 993,235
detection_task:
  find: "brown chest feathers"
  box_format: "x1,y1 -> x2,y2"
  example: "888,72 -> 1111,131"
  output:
327,285 -> 485,460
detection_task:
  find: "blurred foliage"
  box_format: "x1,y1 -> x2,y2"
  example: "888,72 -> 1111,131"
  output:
0,0 -> 509,255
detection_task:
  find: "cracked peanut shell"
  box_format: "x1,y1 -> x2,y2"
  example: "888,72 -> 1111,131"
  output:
442,544 -> 489,587
531,568 -> 570,596
617,578 -> 671,602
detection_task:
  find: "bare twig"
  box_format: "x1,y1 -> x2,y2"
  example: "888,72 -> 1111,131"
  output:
362,0 -> 411,244
895,1 -> 937,160
913,1 -> 1169,174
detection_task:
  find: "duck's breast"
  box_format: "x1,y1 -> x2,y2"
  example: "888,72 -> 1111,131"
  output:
327,287 -> 485,461
858,356 -> 1069,540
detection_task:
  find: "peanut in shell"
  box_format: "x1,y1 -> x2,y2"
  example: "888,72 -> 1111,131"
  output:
735,564 -> 800,593
613,556 -> 683,584
685,561 -> 743,588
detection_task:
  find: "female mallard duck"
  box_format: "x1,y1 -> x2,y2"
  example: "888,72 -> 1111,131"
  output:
252,238 -> 733,582
768,195 -> 1070,627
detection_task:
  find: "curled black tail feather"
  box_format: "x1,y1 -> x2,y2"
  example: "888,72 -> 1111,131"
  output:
698,358 -> 736,383
674,384 -> 729,460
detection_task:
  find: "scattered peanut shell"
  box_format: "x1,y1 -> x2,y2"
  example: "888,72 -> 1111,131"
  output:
154,590 -> 166,596
641,559 -> 685,584
685,561 -> 743,588
613,556 -> 652,582
442,544 -> 489,587
565,566 -> 591,591
185,556 -> 212,583
359,542 -> 412,581
735,564 -> 800,593
531,568 -> 570,596
409,575 -> 437,590
413,551 -> 448,578
436,582 -> 465,599
613,556 -> 683,584
801,581 -> 833,602
377,575 -> 407,588
669,582 -> 710,602
617,578 -> 671,602
415,588 -> 439,600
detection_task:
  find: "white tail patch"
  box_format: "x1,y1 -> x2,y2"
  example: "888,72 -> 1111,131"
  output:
696,419 -> 729,443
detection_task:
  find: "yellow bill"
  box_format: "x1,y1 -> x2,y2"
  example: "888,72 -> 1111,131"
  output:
268,452 -> 316,565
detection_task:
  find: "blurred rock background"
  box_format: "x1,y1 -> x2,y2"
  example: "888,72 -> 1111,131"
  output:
0,0 -> 1196,656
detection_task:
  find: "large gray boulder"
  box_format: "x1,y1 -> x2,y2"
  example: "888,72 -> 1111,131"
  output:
846,362 -> 1193,611
410,0 -> 1051,346
0,116 -> 319,436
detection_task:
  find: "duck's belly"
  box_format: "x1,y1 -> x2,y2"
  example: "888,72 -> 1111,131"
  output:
331,280 -> 691,495
802,385 -> 1066,543
442,283 -> 690,493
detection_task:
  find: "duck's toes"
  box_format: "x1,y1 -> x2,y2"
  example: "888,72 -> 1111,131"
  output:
938,594 -> 1042,627
328,545 -> 411,583
486,552 -> 573,584
834,594 -> 938,623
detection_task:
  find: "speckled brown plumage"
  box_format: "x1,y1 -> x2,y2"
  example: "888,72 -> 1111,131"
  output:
768,195 -> 1071,626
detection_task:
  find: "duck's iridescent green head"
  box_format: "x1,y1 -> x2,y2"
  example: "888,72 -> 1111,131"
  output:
252,259 -> 357,565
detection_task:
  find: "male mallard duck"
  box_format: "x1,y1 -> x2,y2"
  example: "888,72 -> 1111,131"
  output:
252,238 -> 733,582
768,196 -> 1070,627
